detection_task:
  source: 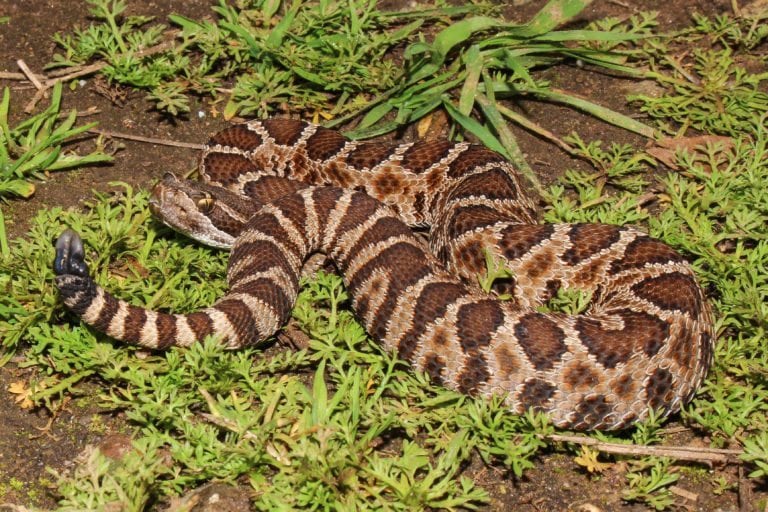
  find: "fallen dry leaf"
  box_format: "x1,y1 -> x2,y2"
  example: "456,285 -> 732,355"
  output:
8,380 -> 34,409
574,445 -> 613,474
417,113 -> 434,138
647,135 -> 734,170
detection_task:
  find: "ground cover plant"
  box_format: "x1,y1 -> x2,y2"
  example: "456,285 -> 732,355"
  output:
0,0 -> 767,509
0,82 -> 111,200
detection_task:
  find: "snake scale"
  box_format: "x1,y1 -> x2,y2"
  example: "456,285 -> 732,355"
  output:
54,118 -> 714,430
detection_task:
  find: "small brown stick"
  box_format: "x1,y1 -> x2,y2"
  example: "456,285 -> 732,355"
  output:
0,62 -> 110,85
24,88 -> 48,114
45,61 -> 111,85
545,433 -> 743,464
607,0 -> 632,9
669,485 -> 698,502
0,71 -> 36,80
657,425 -> 692,436
738,464 -> 754,512
89,128 -> 205,150
16,59 -> 44,90
199,412 -> 261,442
17,59 -> 50,113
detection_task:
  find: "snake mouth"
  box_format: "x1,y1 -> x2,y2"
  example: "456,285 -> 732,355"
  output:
148,196 -> 161,216
149,172 -> 180,218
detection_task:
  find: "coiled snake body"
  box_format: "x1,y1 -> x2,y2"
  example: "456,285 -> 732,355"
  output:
55,119 -> 714,430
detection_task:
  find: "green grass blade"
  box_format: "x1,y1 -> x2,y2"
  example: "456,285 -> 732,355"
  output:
344,119 -> 406,140
502,51 -> 537,86
265,0 -> 300,49
534,29 -> 642,42
458,45 -> 482,115
560,50 -> 641,74
0,207 -> 7,258
356,102 -> 395,131
0,179 -> 36,198
406,17 -> 506,83
493,102 -> 576,156
0,88 -> 10,167
219,21 -> 262,58
528,87 -> 656,138
442,97 -> 507,157
432,17 -> 507,57
515,0 -> 593,38
167,14 -> 203,32
474,90 -> 543,195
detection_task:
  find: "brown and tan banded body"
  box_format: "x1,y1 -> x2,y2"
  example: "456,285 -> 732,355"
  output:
54,119 -> 714,430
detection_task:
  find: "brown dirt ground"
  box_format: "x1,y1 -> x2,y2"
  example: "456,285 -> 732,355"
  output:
0,0 -> 764,510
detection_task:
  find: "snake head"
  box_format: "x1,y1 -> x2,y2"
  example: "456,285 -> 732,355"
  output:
149,172 -> 259,250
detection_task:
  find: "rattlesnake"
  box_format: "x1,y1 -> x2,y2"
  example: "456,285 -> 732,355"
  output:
54,119 -> 714,430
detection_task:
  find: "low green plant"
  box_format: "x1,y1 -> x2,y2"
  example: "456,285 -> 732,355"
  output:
0,82 -> 111,199
476,249 -> 514,299
689,11 -> 768,50
622,458 -> 679,510
53,437 -> 169,512
741,431 -> 768,479
630,48 -> 768,135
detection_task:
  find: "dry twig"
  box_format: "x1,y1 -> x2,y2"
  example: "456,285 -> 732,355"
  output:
545,433 -> 743,465
89,128 -> 205,150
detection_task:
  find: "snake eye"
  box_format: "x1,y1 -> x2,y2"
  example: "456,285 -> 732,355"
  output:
197,194 -> 215,213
